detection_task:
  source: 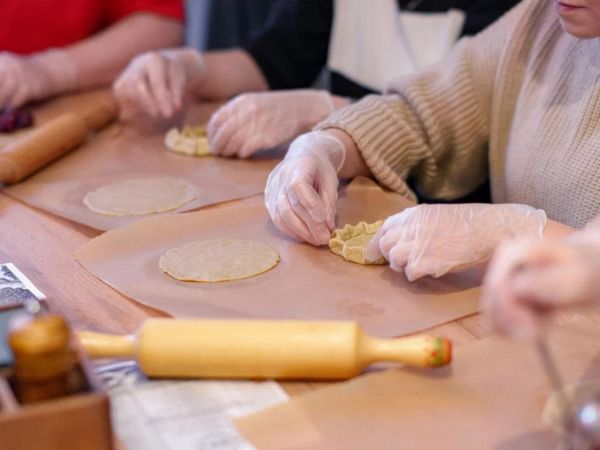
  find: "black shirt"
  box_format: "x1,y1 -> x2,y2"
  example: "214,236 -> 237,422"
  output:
246,0 -> 521,98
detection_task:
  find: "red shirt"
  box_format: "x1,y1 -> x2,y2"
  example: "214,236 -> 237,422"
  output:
0,0 -> 184,54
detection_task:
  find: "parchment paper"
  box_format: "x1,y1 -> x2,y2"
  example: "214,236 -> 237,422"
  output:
3,95 -> 280,230
76,178 -> 482,338
236,323 -> 600,450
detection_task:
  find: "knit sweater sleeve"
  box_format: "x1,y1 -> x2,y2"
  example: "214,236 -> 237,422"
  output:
316,1 -> 529,201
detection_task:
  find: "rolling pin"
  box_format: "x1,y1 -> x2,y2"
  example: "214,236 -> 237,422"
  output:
0,93 -> 118,184
77,319 -> 452,380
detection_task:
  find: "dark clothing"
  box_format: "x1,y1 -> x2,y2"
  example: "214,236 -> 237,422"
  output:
246,0 -> 521,98
186,0 -> 277,51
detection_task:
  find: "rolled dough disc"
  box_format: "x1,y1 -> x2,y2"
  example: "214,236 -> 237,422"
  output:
84,177 -> 196,216
329,221 -> 386,265
159,239 -> 280,282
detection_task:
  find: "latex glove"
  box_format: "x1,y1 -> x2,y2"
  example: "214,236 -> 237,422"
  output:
113,48 -> 203,120
264,131 -> 346,246
207,90 -> 336,158
0,50 -> 77,109
482,233 -> 600,338
366,203 -> 547,282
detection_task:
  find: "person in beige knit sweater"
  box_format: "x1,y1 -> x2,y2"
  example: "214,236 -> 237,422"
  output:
265,0 -> 600,283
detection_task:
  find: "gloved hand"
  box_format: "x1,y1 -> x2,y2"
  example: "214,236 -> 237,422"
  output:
264,131 -> 346,246
366,203 -> 547,282
482,232 -> 600,338
207,90 -> 337,158
0,50 -> 77,109
113,48 -> 203,120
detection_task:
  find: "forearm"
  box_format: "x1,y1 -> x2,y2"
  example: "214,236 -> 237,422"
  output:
66,13 -> 183,89
191,49 -> 269,101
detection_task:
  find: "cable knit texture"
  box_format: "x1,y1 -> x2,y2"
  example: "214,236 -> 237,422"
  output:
317,0 -> 600,228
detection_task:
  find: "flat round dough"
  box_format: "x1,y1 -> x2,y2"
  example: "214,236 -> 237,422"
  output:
84,177 -> 195,216
159,239 -> 280,282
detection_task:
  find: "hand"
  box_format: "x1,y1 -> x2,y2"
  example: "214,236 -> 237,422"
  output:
0,50 -> 76,108
482,235 -> 600,338
207,90 -> 336,158
264,131 -> 346,246
113,48 -> 203,121
366,203 -> 547,281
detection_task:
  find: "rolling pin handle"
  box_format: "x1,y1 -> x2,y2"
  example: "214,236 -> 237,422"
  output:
360,335 -> 452,368
76,331 -> 136,359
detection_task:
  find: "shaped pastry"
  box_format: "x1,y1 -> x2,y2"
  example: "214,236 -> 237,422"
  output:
329,221 -> 385,265
165,126 -> 210,157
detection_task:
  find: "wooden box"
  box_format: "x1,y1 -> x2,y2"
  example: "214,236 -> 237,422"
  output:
0,341 -> 113,450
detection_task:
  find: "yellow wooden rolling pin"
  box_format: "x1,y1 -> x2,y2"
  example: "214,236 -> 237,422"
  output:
77,319 -> 451,380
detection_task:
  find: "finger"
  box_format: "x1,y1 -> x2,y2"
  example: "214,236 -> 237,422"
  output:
366,225 -> 390,262
495,295 -> 543,339
207,120 -> 232,155
482,242 -> 529,292
369,209 -> 411,252
485,272 -> 527,336
271,208 -> 300,241
146,57 -> 173,118
289,178 -> 328,224
387,242 -> 412,272
237,136 -> 262,159
319,176 -> 338,230
206,107 -> 228,145
482,255 -> 545,339
135,77 -> 159,117
377,225 -> 410,260
264,172 -> 280,213
287,188 -> 332,245
276,192 -> 321,246
219,125 -> 248,157
511,266 -> 588,308
208,106 -> 246,156
166,61 -> 185,111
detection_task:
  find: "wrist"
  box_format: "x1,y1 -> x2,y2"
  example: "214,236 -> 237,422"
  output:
27,49 -> 77,97
496,204 -> 547,240
312,130 -> 346,172
286,131 -> 346,172
174,48 -> 205,94
298,90 -> 335,134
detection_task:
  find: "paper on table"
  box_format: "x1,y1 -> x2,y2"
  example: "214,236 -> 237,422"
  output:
96,360 -> 288,450
3,97 -> 280,230
236,323 -> 600,450
76,178 -> 482,338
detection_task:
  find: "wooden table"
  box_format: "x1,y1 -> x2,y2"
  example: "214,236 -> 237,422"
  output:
3,187 -> 597,401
